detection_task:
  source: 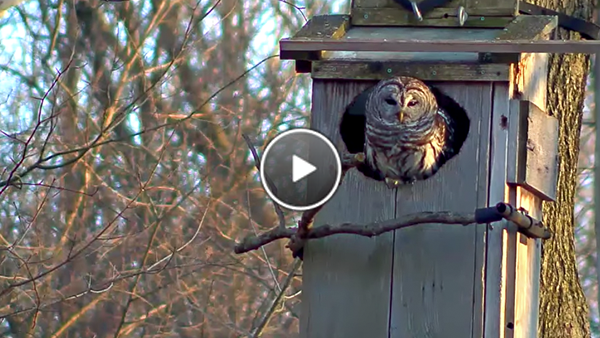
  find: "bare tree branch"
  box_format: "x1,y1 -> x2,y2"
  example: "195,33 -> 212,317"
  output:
242,133 -> 288,230
236,211 -> 478,254
235,202 -> 552,254
249,258 -> 301,338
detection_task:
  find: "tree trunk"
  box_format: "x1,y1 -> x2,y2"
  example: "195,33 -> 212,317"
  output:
532,0 -> 594,337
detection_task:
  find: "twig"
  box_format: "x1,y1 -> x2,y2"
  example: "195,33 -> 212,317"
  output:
0,58 -> 73,197
246,182 -> 281,293
278,0 -> 308,22
249,258 -> 302,338
242,134 -> 287,230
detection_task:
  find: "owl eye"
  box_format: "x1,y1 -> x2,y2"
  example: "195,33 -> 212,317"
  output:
407,100 -> 419,107
384,98 -> 397,105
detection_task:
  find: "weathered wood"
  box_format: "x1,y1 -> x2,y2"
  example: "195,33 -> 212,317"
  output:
503,188 -> 543,338
389,83 -> 492,337
281,26 -> 503,64
497,15 -> 558,40
504,33 -> 548,337
300,80 -> 395,338
351,8 -> 513,27
352,0 -> 517,9
332,25 -> 502,41
351,0 -> 518,26
484,83 -> 512,338
310,60 -> 510,81
279,38 -> 600,55
507,101 -> 559,201
321,26 -> 502,65
480,15 -> 558,64
506,43 -> 558,202
502,189 -> 520,338
279,15 -> 350,71
293,15 -> 350,39
513,189 -> 543,338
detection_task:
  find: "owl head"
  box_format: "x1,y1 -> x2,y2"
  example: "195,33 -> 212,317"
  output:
367,76 -> 437,124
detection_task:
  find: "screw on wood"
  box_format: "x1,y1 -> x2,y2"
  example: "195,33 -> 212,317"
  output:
458,6 -> 468,26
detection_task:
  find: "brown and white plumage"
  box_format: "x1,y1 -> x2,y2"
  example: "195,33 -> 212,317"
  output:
340,76 -> 470,188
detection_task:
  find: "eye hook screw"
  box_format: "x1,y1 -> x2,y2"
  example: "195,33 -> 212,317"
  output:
458,6 -> 468,26
410,1 -> 423,21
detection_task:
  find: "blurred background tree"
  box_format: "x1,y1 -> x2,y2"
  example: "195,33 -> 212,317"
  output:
577,58 -> 600,337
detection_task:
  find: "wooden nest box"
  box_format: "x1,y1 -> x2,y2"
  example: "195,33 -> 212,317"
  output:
280,0 -> 560,337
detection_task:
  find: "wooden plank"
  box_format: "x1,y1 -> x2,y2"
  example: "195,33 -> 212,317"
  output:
353,0 -> 396,7
300,80 -> 396,338
515,53 -> 548,112
280,14 -> 350,62
353,0 -> 391,7
293,15 -> 350,39
353,0 -> 511,13
321,26 -> 503,64
480,15 -> 558,64
352,0 -> 517,11
342,26 -> 503,40
311,61 -> 510,81
512,189 -> 542,338
525,210 -> 542,336
496,16 -> 558,40
351,8 -> 513,27
502,195 -> 519,338
504,33 -> 548,338
323,51 -> 482,64
389,83 -> 492,338
507,46 -> 558,201
466,0 -> 517,12
351,0 -> 518,25
484,83 -> 512,338
509,101 -> 559,201
279,38 -> 600,55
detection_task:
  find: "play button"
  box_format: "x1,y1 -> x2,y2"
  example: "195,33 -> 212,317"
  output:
259,128 -> 342,211
292,155 -> 316,183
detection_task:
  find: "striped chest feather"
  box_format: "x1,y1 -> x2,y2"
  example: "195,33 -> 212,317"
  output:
365,111 -> 450,182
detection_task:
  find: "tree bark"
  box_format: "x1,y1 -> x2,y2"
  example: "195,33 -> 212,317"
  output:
532,0 -> 594,337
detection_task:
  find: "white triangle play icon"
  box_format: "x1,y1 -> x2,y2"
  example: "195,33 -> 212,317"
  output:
292,155 -> 317,183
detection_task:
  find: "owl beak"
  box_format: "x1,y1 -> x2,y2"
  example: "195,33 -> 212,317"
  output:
398,93 -> 411,123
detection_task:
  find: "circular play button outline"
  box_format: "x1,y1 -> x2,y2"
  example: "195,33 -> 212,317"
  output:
259,128 -> 342,212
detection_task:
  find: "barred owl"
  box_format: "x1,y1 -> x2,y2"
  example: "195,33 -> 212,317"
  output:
340,76 -> 470,188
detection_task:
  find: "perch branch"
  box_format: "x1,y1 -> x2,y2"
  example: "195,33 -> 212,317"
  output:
234,202 -> 552,255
